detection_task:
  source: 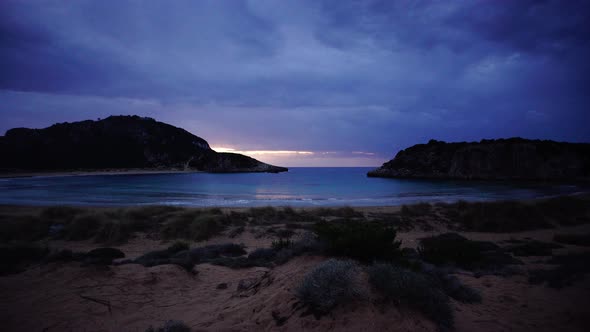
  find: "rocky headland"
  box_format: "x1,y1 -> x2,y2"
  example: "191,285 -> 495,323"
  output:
0,115 -> 287,175
368,138 -> 590,181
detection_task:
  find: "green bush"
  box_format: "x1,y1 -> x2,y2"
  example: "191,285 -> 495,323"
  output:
314,220 -> 401,262
296,259 -> 362,315
368,263 -> 453,331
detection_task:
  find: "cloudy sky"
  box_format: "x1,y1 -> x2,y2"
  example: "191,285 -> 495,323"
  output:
1,0 -> 589,166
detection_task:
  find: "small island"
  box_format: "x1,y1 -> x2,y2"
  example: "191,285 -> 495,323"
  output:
0,115 -> 288,176
368,138 -> 590,181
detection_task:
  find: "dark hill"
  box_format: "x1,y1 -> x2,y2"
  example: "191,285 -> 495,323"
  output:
368,138 -> 590,181
0,115 -> 287,174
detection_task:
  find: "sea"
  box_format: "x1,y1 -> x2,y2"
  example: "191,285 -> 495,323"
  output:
0,167 -> 586,207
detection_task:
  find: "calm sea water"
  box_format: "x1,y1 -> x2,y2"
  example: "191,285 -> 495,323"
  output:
0,167 -> 586,207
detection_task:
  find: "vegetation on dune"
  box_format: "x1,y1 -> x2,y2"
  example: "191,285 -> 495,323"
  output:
367,263 -> 454,331
418,233 -> 520,271
313,220 -> 401,262
161,211 -> 227,242
296,259 -> 363,316
437,196 -> 590,232
1,195 -> 588,247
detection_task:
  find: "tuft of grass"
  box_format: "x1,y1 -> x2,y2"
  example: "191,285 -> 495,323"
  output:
367,263 -> 453,331
554,233 -> 590,247
314,220 -> 401,262
296,259 -> 362,316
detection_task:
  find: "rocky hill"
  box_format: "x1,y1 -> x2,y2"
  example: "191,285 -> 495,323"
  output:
368,138 -> 590,181
0,115 -> 287,174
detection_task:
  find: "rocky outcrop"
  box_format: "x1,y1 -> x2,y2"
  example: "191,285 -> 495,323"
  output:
368,138 -> 590,181
0,115 -> 287,174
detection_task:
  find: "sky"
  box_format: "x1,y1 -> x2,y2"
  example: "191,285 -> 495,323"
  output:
1,0 -> 589,167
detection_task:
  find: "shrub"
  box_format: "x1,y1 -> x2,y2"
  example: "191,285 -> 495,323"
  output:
145,320 -> 191,332
296,259 -> 362,315
440,200 -> 550,232
418,233 -> 519,270
314,220 -> 401,262
367,263 -> 453,331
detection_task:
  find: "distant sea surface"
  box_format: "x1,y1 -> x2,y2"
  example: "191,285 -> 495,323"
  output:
0,167 -> 587,207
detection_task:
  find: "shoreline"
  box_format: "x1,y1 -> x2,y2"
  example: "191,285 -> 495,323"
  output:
0,169 -> 204,179
1,191 -> 588,211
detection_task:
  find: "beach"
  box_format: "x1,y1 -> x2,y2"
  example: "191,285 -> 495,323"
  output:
1,197 -> 590,331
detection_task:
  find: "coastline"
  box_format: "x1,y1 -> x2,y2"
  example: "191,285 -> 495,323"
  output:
0,169 -> 204,179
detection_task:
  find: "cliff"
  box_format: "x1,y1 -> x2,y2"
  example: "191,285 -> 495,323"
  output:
0,115 -> 287,174
368,138 -> 590,181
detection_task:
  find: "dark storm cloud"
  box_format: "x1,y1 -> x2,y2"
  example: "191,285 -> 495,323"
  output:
1,0 -> 589,166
